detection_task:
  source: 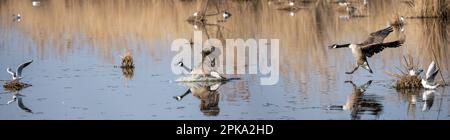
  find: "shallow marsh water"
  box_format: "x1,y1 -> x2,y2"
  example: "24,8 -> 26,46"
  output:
0,0 -> 449,120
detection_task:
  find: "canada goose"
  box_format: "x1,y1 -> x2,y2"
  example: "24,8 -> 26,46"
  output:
342,80 -> 372,111
223,11 -> 231,19
6,60 -> 33,81
329,26 -> 405,74
327,80 -> 382,119
421,61 -> 440,89
13,14 -> 21,22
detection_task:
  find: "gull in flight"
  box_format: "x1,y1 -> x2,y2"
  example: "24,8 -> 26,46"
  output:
6,60 -> 33,81
421,61 -> 440,89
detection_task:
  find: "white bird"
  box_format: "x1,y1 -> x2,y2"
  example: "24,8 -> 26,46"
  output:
422,90 -> 435,112
288,1 -> 295,6
338,2 -> 350,7
6,60 -> 33,81
210,71 -> 225,80
32,1 -> 41,7
409,68 -> 423,76
421,61 -> 440,89
289,12 -> 295,17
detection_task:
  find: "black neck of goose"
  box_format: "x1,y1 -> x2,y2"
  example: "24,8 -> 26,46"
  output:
332,44 -> 351,49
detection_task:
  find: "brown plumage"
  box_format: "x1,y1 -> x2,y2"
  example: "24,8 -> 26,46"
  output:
329,26 -> 405,74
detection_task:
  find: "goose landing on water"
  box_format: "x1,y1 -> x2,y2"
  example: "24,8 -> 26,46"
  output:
329,26 -> 405,74
422,61 -> 440,89
6,60 -> 33,81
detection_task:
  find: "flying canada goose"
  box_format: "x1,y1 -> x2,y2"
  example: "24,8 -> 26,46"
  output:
328,26 -> 405,74
421,61 -> 440,89
6,60 -> 33,81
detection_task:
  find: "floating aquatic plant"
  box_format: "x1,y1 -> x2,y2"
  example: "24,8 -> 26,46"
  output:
3,80 -> 32,91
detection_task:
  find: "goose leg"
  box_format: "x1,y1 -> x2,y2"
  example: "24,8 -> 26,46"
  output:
346,66 -> 360,74
362,62 -> 373,73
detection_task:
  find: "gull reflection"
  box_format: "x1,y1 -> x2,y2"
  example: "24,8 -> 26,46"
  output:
421,90 -> 435,112
6,91 -> 33,113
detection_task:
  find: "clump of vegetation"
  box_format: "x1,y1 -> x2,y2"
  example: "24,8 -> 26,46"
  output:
387,56 -> 423,90
406,0 -> 450,20
393,75 -> 422,89
120,50 -> 134,68
3,80 -> 31,91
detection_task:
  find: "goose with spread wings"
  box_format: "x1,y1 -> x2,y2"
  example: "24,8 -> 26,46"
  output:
329,26 -> 405,74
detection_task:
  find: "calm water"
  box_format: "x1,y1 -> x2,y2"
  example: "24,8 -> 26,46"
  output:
0,0 -> 449,120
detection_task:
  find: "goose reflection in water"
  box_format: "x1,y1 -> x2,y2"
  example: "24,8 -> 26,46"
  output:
174,81 -> 225,116
329,80 -> 383,120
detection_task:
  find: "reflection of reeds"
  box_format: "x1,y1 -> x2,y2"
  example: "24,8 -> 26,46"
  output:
413,0 -> 450,19
121,67 -> 134,80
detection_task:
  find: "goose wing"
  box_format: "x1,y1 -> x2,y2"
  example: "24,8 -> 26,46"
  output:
359,26 -> 394,46
425,61 -> 439,83
210,71 -> 225,79
16,60 -> 33,77
361,39 -> 404,58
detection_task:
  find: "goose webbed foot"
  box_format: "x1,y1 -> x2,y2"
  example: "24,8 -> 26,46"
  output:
346,66 -> 359,74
